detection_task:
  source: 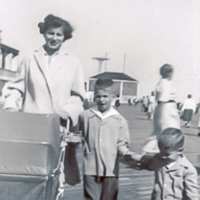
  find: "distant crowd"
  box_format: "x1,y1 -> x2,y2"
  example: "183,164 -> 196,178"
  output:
128,94 -> 200,131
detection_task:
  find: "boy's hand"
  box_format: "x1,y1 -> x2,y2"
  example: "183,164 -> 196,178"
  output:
131,153 -> 143,162
124,151 -> 143,162
124,151 -> 143,169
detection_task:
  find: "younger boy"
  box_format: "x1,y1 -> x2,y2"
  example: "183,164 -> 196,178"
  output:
78,78 -> 139,200
139,128 -> 199,200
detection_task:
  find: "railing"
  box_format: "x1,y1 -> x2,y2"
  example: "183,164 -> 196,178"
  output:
0,43 -> 20,99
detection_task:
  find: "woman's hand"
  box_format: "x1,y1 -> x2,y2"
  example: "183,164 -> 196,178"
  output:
56,109 -> 70,120
65,135 -> 82,144
65,133 -> 83,148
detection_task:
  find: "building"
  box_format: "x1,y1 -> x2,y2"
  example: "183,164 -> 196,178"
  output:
86,72 -> 138,103
0,43 -> 19,99
0,43 -> 19,70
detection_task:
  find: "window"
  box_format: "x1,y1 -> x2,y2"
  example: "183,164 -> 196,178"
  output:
89,80 -> 96,91
123,82 -> 137,95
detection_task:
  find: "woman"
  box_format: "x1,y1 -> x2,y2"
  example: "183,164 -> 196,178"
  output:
4,14 -> 85,125
3,14 -> 85,186
143,64 -> 180,153
153,64 -> 180,134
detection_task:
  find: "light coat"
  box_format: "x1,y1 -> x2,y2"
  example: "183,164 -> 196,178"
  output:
4,46 -> 85,125
141,154 -> 199,200
79,108 -> 130,177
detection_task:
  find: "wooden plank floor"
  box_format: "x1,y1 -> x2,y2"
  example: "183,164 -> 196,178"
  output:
61,104 -> 200,200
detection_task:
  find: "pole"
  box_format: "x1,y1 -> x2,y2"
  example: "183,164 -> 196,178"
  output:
105,53 -> 108,71
92,57 -> 109,73
0,29 -> 2,69
123,53 -> 126,73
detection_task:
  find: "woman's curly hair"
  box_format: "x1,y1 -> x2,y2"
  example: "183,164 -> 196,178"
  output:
38,14 -> 74,41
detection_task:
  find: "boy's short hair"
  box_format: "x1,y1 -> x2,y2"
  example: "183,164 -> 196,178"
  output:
188,94 -> 192,98
94,78 -> 114,93
160,64 -> 173,78
158,128 -> 184,152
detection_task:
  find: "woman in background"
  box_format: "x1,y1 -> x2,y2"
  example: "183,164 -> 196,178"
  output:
143,64 -> 180,153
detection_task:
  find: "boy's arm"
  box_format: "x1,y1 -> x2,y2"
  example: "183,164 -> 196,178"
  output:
117,118 -> 130,156
140,155 -> 157,170
117,118 -> 144,168
184,167 -> 199,200
123,151 -> 143,169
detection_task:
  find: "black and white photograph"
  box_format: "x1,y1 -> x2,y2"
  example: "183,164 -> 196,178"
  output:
0,0 -> 200,199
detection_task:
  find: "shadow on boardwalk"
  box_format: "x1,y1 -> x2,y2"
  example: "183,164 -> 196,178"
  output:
61,104 -> 200,200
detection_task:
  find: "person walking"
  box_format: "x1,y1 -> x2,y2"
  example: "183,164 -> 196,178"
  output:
181,94 -> 196,128
147,91 -> 156,120
143,64 -> 180,153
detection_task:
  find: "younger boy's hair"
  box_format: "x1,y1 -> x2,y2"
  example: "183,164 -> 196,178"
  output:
158,128 -> 184,152
160,64 -> 173,78
94,78 -> 114,93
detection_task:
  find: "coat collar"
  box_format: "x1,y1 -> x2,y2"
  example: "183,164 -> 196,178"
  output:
158,154 -> 189,173
33,45 -> 69,79
168,154 -> 189,171
88,107 -> 121,120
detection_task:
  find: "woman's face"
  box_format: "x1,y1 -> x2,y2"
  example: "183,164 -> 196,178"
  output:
44,26 -> 65,53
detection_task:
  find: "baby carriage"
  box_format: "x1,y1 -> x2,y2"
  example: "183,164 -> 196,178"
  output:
0,110 -> 73,200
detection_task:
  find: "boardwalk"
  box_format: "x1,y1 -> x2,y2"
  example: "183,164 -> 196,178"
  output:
61,104 -> 200,200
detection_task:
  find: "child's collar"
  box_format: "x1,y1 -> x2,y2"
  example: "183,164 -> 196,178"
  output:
91,107 -> 119,120
162,154 -> 189,171
165,161 -> 176,169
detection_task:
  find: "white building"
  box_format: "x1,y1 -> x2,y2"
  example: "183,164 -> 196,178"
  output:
86,72 -> 138,103
0,43 -> 19,100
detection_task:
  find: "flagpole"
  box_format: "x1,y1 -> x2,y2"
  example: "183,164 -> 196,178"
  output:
123,53 -> 126,73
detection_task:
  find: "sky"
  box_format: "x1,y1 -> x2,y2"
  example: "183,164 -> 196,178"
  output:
0,0 -> 200,102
